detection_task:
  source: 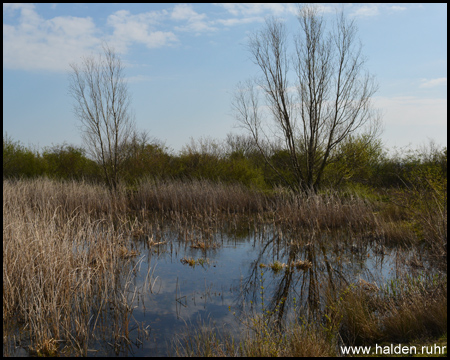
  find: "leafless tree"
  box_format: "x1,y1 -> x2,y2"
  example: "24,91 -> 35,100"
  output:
233,5 -> 381,193
69,43 -> 135,191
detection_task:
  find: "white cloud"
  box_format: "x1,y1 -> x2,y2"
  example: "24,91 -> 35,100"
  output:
215,3 -> 335,27
218,3 -> 296,16
390,6 -> 407,11
211,3 -> 301,30
171,3 -> 205,21
107,10 -> 177,51
216,17 -> 264,27
350,5 -> 380,17
3,4 -> 100,72
3,5 -> 180,72
349,4 -> 412,18
419,78 -> 447,88
171,4 -> 216,33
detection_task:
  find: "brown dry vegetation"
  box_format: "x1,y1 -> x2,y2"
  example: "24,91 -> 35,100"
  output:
175,273 -> 447,357
3,177 -> 447,356
3,179 -> 146,356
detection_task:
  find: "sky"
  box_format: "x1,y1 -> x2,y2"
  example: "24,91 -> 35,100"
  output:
3,3 -> 447,154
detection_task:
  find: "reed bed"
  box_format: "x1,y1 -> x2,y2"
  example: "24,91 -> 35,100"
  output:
131,178 -> 268,216
131,179 -> 382,233
3,179 -> 149,356
4,177 -> 445,356
273,190 -> 377,231
3,177 -> 391,234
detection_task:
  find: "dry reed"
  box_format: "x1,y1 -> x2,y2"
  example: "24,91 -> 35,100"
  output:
4,177 -> 444,356
3,178 -> 150,356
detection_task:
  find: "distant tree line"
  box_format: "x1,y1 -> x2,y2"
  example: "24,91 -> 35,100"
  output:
3,132 -> 446,193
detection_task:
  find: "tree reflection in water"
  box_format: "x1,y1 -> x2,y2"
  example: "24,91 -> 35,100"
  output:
238,226 -> 386,330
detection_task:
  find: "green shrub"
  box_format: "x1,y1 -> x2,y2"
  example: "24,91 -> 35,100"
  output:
3,134 -> 46,178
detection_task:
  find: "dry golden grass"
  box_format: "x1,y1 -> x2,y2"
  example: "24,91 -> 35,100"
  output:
327,274 -> 447,348
4,177 -> 446,356
3,178 -> 148,356
131,178 -> 383,235
131,178 -> 267,215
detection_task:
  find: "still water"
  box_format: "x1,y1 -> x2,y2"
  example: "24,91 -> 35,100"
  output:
88,224 -> 406,356
9,222 -> 421,357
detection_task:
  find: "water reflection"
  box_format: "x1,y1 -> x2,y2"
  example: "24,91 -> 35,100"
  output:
122,222 -> 405,356
7,221 -> 415,357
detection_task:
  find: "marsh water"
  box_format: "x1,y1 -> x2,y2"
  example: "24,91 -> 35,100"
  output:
100,221 -> 424,357
9,219 -> 429,357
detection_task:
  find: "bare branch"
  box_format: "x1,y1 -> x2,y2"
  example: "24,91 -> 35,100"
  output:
68,43 -> 135,191
233,5 -> 381,193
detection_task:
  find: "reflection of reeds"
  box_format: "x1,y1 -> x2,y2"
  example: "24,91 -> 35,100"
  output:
175,270 -> 446,357
261,259 -> 313,273
4,177 -> 446,356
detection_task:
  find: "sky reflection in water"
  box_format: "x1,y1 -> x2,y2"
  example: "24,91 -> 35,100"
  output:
93,225 -> 402,357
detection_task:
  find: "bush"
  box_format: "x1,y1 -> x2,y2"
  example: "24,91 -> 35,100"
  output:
3,134 -> 46,178
42,143 -> 101,181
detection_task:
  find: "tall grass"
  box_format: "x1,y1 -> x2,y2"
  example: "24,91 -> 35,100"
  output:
3,178 -> 147,356
131,178 -> 381,233
4,177 -> 446,356
130,178 -> 268,215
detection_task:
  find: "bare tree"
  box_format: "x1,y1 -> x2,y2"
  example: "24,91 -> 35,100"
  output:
233,5 -> 381,193
69,43 -> 135,191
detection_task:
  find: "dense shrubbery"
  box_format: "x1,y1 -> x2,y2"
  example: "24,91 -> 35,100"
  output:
3,134 -> 46,178
3,133 -> 447,194
42,143 -> 101,181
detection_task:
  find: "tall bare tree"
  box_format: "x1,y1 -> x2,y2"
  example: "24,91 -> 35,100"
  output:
233,5 -> 381,193
69,43 -> 135,191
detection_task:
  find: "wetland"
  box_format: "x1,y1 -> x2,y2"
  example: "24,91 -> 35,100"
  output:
3,178 -> 447,356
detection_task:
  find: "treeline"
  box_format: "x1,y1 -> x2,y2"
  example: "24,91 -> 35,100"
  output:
3,132 -> 447,192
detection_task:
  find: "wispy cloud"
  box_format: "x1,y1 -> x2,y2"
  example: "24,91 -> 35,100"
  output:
349,4 -> 411,18
3,3 -> 101,71
217,3 -> 296,16
419,77 -> 447,88
107,9 -> 177,51
171,4 -> 217,33
216,17 -> 264,27
350,4 -> 380,17
125,75 -> 154,83
211,3 -> 305,30
390,5 -> 407,12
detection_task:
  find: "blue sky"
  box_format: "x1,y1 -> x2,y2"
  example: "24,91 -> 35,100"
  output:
3,3 -> 447,154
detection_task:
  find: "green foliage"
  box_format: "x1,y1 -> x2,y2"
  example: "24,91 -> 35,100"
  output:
371,142 -> 447,189
3,134 -> 46,178
266,149 -> 297,188
175,138 -> 268,189
42,143 -> 100,181
3,133 -> 446,201
223,155 -> 268,189
121,142 -> 173,183
323,134 -> 384,188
